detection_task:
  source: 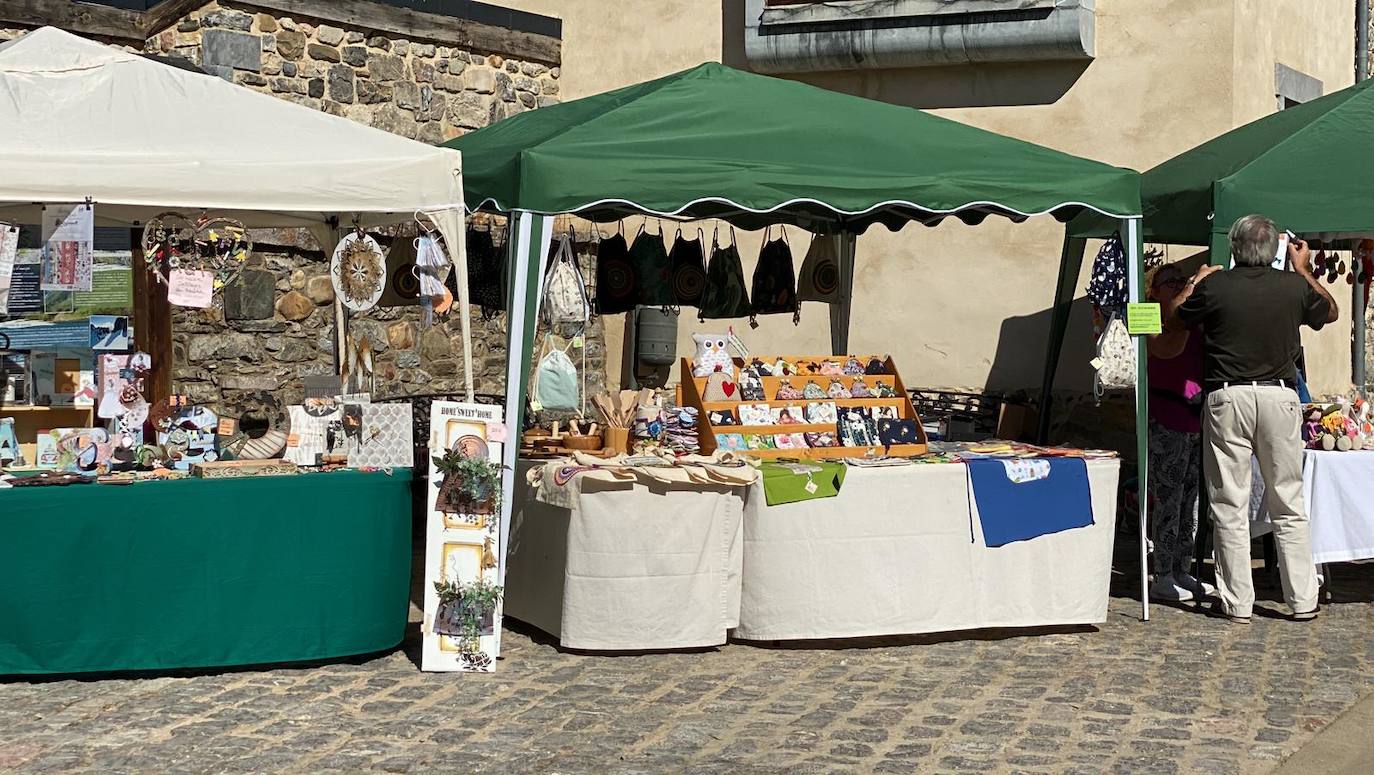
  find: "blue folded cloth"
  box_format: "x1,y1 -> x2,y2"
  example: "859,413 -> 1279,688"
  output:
966,457 -> 1094,547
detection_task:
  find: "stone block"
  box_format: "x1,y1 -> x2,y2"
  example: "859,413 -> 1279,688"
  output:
220,375 -> 281,391
308,78 -> 325,98
495,71 -> 515,101
387,322 -> 416,350
540,78 -> 559,95
276,291 -> 314,321
346,31 -> 364,43
370,106 -> 418,139
411,58 -> 435,83
537,96 -> 559,109
257,14 -> 277,33
261,52 -> 283,75
204,64 -> 233,82
521,62 -> 548,77
307,43 -> 340,63
434,73 -> 464,93
203,9 -> 254,31
275,340 -> 315,362
366,36 -> 390,51
447,58 -> 466,75
223,269 -> 276,321
177,17 -> 200,32
416,121 -> 444,145
419,92 -> 446,121
518,92 -> 536,108
357,80 -> 393,104
394,82 -> 421,110
420,327 -> 452,360
306,275 -> 335,305
413,43 -> 436,58
515,76 -> 538,94
465,68 -> 495,94
275,29 -> 306,60
316,24 -> 345,46
237,73 -> 268,88
342,45 -> 367,67
328,64 -> 355,103
202,29 -> 262,72
321,100 -> 347,117
282,61 -> 297,77
368,53 -> 405,81
448,92 -> 485,129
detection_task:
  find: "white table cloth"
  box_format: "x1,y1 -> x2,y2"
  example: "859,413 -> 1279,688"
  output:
1252,450 -> 1374,565
504,462 -> 746,650
735,459 -> 1121,641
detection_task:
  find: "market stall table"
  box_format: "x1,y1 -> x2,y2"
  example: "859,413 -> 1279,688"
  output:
504,461 -> 746,651
0,469 -> 412,675
735,458 -> 1121,641
1252,449 -> 1374,565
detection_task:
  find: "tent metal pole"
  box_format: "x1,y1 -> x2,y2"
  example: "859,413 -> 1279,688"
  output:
1126,217 -> 1149,622
1035,231 -> 1088,444
495,209 -> 555,655
829,230 -> 856,355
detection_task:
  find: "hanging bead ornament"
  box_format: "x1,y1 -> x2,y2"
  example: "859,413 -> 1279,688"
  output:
140,213 -> 252,301
330,229 -> 386,312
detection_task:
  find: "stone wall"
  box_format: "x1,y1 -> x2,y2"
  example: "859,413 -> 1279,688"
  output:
142,2 -> 560,144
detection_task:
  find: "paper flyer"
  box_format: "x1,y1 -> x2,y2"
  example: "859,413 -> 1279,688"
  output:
40,204 -> 93,292
0,225 -> 17,314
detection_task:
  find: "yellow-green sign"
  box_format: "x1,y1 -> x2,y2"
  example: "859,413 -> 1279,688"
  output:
1126,303 -> 1163,335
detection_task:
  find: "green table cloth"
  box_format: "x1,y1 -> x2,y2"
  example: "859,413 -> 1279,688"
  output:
0,469 -> 412,675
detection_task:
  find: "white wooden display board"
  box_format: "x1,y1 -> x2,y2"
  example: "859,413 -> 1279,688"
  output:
420,401 -> 506,672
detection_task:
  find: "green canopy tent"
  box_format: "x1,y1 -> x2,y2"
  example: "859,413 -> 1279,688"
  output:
443,62 -> 1154,620
1039,77 -> 1374,609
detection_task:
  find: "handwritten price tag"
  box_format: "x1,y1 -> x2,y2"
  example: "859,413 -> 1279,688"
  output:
167,269 -> 213,308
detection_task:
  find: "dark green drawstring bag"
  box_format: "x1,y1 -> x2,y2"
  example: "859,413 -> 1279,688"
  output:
698,226 -> 752,321
594,229 -> 635,314
751,226 -> 800,325
629,224 -> 672,307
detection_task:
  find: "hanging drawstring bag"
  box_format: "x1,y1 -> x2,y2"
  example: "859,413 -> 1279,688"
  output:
629,222 -> 672,307
533,334 -> 581,412
467,225 -> 506,317
1087,236 -> 1136,396
796,233 -> 841,303
698,226 -> 752,321
669,227 -> 708,308
594,225 -> 635,314
542,231 -> 590,329
750,226 -> 800,326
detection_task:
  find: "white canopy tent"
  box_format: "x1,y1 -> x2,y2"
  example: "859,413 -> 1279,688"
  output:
0,27 -> 474,395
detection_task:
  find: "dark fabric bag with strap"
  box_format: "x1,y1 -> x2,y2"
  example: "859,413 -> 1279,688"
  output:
751,226 -> 800,324
629,225 -> 672,307
668,228 -> 708,308
466,226 -> 505,315
594,230 -> 635,314
698,227 -> 752,321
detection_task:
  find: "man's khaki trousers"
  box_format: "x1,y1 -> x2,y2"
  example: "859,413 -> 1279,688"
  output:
1202,384 -> 1318,618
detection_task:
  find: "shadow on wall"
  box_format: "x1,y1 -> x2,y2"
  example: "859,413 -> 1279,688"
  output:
985,296 -> 1097,393
720,1 -> 1090,109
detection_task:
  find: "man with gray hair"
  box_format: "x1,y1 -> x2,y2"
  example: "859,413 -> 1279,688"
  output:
1164,214 -> 1338,622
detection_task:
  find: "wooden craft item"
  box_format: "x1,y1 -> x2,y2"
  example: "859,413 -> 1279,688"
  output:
190,458 -> 298,479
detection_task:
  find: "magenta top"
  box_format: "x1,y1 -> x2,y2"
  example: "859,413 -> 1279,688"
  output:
1148,333 -> 1204,434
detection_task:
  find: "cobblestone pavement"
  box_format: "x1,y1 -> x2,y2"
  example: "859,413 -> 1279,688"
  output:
5,555 -> 1374,775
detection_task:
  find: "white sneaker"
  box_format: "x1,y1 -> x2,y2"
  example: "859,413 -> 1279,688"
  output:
1175,570 -> 1217,598
1150,574 -> 1195,602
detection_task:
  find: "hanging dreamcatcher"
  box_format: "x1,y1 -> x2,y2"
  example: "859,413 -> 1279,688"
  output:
140,213 -> 252,291
330,229 -> 386,312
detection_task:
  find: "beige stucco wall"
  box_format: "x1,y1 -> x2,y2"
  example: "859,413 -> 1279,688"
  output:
501,0 -> 1356,396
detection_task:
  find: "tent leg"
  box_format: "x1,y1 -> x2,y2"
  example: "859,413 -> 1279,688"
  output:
829,231 -> 856,355
1036,232 -> 1088,444
495,210 -> 554,654
1125,217 -> 1149,622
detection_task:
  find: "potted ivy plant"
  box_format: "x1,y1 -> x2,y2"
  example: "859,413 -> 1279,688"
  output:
433,448 -> 505,516
433,577 -> 503,655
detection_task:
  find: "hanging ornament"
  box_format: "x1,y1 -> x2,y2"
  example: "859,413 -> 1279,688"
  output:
1314,250 -> 1328,273
331,231 -> 385,312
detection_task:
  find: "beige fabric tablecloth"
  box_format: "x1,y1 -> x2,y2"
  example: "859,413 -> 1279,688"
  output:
735,459 -> 1121,640
505,461 -> 746,650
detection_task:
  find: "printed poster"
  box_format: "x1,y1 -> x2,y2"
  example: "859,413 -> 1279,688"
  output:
0,225 -> 16,314
5,256 -> 42,315
421,401 -> 505,673
40,204 -> 94,292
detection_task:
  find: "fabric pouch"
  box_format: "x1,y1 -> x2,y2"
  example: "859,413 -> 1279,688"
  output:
699,227 -> 753,320
776,379 -> 803,400
850,378 -> 873,398
827,379 -> 851,399
878,418 -> 920,447
702,371 -> 737,401
802,380 -> 827,400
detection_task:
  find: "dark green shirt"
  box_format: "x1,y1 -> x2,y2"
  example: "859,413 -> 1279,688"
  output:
1175,265 -> 1329,384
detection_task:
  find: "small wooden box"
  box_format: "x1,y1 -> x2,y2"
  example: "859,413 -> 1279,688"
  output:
681,355 -> 929,460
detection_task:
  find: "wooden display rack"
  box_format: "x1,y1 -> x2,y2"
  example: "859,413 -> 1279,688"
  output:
681,355 -> 928,460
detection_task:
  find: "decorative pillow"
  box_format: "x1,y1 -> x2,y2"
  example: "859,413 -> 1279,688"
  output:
878,418 -> 920,447
827,379 -> 852,399
692,333 -> 733,377
702,371 -> 737,401
804,431 -> 840,447
708,409 -> 739,426
775,379 -> 803,401
805,402 -> 838,424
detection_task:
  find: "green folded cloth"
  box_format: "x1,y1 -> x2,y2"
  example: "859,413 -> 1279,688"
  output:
759,461 -> 847,506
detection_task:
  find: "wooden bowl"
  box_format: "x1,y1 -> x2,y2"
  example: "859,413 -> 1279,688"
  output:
534,437 -> 563,450
561,434 -> 603,451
